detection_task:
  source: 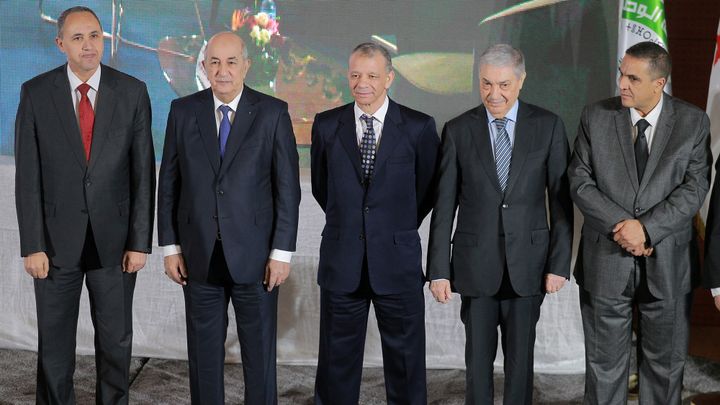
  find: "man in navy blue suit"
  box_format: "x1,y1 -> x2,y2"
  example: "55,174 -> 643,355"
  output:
158,32 -> 300,404
311,42 -> 441,405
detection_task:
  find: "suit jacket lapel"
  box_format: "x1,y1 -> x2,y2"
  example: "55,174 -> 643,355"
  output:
219,87 -> 259,176
88,65 -> 118,173
614,108 -> 640,192
471,106 -> 503,194
337,104 -> 363,182
639,94 -> 675,193
372,100 -> 403,177
50,65 -> 87,170
195,89 -> 221,175
504,102 -> 534,195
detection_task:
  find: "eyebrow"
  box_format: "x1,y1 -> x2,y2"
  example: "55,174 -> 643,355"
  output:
481,79 -> 510,84
71,30 -> 101,37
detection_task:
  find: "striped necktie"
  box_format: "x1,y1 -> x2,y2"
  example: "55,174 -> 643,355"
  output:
493,117 -> 511,192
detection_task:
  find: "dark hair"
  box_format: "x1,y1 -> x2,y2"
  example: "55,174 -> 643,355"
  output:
57,6 -> 102,37
625,41 -> 671,80
351,42 -> 392,73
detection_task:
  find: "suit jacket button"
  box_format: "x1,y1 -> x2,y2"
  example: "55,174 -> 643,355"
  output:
359,234 -> 364,240
634,207 -> 641,213
364,207 -> 369,213
502,204 -> 508,208
212,215 -> 218,219
218,190 -> 224,196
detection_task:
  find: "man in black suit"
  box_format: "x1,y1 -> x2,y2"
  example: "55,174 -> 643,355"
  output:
427,44 -> 573,404
311,42 -> 440,404
14,6 -> 155,404
158,32 -> 300,404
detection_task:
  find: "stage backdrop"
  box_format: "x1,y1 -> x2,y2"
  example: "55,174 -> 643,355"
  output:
0,0 -> 618,373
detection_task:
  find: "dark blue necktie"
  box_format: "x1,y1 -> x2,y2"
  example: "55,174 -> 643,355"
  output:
360,114 -> 376,181
218,105 -> 232,159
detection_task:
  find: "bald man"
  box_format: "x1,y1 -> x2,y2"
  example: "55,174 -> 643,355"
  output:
158,32 -> 300,404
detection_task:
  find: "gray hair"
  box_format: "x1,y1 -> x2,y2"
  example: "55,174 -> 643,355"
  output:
477,44 -> 525,78
57,6 -> 102,37
351,42 -> 393,73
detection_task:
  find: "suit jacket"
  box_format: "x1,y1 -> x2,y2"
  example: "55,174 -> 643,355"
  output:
15,64 -> 155,267
311,100 -> 440,295
569,94 -> 711,299
157,87 -> 300,283
427,101 -> 573,297
703,159 -> 720,289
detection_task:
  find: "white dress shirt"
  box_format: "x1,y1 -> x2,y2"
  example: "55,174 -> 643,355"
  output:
629,94 -> 663,152
67,65 -> 101,120
354,96 -> 389,147
162,88 -> 293,263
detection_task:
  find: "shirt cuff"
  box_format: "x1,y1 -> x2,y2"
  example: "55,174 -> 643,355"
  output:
269,249 -> 293,263
162,245 -> 182,257
431,278 -> 449,282
162,245 -> 292,262
712,288 -> 720,297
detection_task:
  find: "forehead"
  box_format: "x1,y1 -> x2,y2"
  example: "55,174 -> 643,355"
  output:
63,12 -> 101,33
620,55 -> 651,76
206,37 -> 244,59
479,64 -> 517,82
348,52 -> 386,72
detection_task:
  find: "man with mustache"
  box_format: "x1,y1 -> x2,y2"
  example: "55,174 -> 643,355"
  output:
14,6 -> 155,404
427,43 -> 573,404
569,41 -> 711,404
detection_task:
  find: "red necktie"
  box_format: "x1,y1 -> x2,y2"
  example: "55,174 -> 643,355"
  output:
77,83 -> 94,161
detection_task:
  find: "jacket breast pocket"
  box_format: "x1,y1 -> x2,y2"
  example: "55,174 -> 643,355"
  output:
525,150 -> 546,161
389,156 -> 413,165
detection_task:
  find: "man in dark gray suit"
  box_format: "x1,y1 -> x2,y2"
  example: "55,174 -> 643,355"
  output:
569,41 -> 711,404
14,6 -> 155,404
158,32 -> 300,404
427,44 -> 573,404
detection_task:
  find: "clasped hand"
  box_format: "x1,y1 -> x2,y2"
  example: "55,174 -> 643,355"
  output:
613,219 -> 652,257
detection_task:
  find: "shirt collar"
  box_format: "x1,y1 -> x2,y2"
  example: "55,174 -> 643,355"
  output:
67,64 -> 102,92
485,100 -> 519,124
213,88 -> 243,113
354,96 -> 389,125
630,94 -> 663,128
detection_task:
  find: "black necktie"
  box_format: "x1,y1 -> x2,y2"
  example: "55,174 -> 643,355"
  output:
635,119 -> 650,182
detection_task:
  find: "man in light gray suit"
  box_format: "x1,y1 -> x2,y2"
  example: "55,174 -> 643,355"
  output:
569,41 -> 711,404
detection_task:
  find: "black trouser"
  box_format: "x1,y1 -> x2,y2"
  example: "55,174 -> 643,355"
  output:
36,224 -> 136,405
461,269 -> 544,405
314,258 -> 427,405
183,240 -> 278,405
